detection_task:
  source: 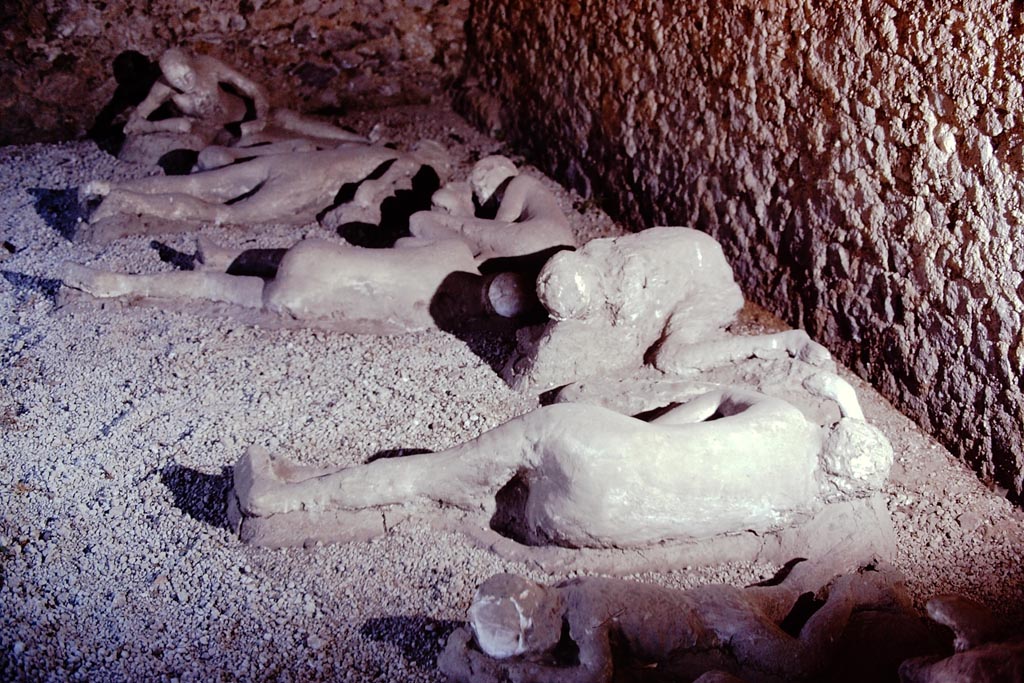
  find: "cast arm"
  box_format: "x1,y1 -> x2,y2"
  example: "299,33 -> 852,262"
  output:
213,63 -> 271,136
653,329 -> 834,374
505,627 -> 613,683
494,177 -> 568,231
493,176 -> 531,223
407,212 -> 501,253
439,622 -> 613,683
733,570 -> 894,679
124,81 -> 189,134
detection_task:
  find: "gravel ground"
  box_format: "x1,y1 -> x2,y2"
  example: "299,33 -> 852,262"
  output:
1,103 -> 1022,682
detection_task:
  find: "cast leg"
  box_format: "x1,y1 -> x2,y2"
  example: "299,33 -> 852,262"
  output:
91,190 -> 229,225
61,262 -> 264,307
654,329 -> 834,374
233,414 -> 535,517
272,109 -> 368,143
110,161 -> 270,202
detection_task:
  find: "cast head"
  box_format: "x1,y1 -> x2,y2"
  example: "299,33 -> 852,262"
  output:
819,418 -> 894,499
160,48 -> 198,92
468,574 -> 565,659
470,155 -> 519,205
536,249 -> 601,321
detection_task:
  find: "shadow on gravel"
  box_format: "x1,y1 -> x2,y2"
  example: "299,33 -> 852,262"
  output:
149,240 -> 198,270
1,270 -> 62,302
160,463 -> 233,531
428,248 -> 566,379
27,187 -> 87,241
428,272 -> 519,377
359,616 -> 462,669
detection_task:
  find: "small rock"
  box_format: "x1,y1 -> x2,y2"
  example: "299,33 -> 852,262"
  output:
956,511 -> 984,533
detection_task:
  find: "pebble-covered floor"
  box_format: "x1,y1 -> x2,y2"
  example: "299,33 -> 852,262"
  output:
1,104 -> 1022,682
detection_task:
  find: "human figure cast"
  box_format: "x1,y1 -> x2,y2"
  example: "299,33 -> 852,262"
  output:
406,155 -> 577,260
123,48 -> 366,150
231,377 -> 892,549
63,237 -> 480,331
440,564 -> 910,683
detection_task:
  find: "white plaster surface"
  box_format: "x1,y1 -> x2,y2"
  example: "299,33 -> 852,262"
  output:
231,387 -> 854,548
504,226 -> 744,390
461,0 -> 1024,499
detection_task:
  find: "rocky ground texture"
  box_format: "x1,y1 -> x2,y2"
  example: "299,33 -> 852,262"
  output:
1,104 -> 1022,682
1,0 -> 468,145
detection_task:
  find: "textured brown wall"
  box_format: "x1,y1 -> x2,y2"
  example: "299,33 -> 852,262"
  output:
0,0 -> 467,145
461,0 -> 1024,498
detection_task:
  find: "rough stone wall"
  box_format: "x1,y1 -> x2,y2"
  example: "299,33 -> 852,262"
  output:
461,0 -> 1024,498
0,0 -> 467,145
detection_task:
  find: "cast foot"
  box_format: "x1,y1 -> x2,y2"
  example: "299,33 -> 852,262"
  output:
80,180 -> 112,198
803,371 -> 864,420
232,447 -> 329,517
232,447 -> 292,517
60,262 -> 129,298
195,236 -> 237,271
89,194 -> 128,224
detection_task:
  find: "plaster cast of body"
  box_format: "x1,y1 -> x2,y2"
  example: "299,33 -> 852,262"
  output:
502,226 -> 831,390
441,565 -> 908,683
191,137 -> 331,172
899,594 -> 1024,683
405,155 -> 577,260
123,48 -> 365,151
79,145 -> 415,242
320,139 -> 455,229
231,377 -> 893,548
62,237 -> 479,330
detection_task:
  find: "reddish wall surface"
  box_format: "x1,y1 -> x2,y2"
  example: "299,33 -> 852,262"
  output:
461,0 -> 1024,499
0,0 -> 467,145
